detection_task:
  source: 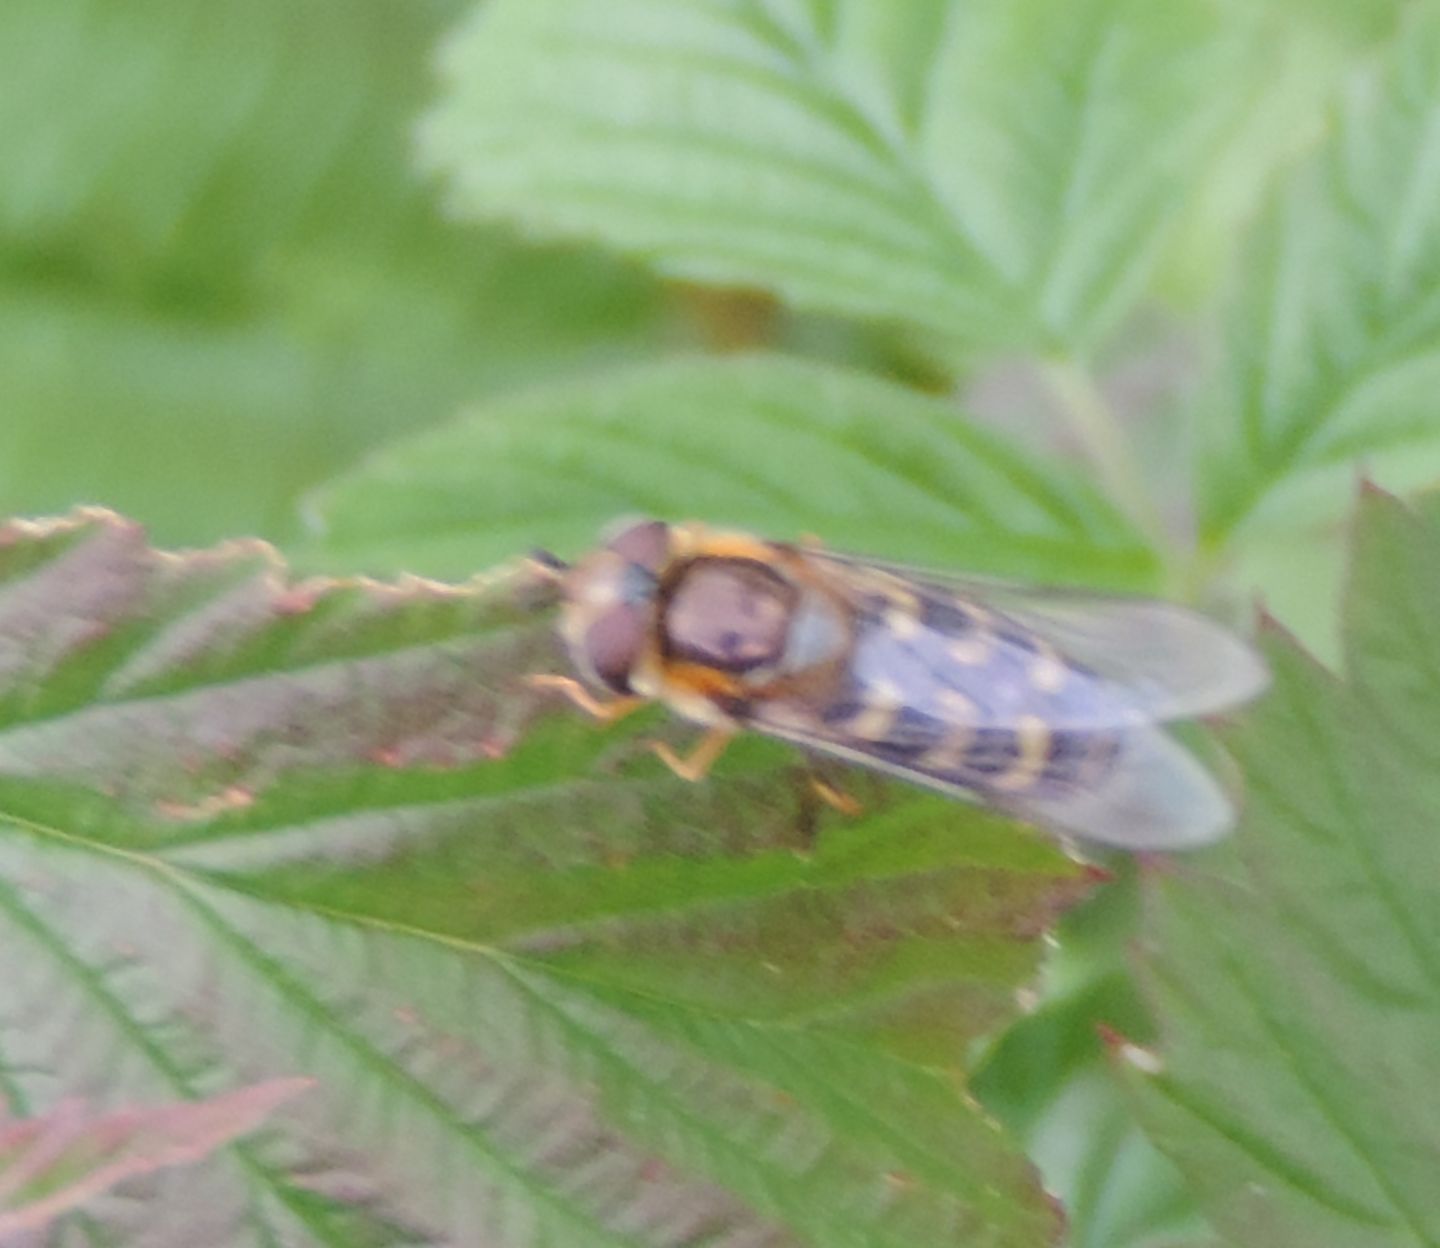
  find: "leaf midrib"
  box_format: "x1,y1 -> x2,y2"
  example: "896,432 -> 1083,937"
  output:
1219,917 -> 1439,1245
0,796 -> 1017,1248
0,806 -> 755,1248
667,0 -> 1036,339
1214,308 -> 1440,539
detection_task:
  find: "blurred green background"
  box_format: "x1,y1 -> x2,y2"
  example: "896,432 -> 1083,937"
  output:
0,0 -> 679,548
2,0 -> 1415,658
2,2 -> 1427,1245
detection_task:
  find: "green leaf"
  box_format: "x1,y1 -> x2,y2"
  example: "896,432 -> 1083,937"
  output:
422,0 -> 1248,354
1124,486 -> 1440,1247
0,0 -> 667,548
1199,10 -> 1440,543
0,509 -> 1089,1245
1156,2 -> 1393,309
1218,0 -> 1406,45
975,877 -> 1212,1248
304,352 -> 1156,587
0,1080 -> 312,1238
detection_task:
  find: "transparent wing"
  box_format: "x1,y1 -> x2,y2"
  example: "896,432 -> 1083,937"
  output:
989,724 -> 1236,849
809,551 -> 1269,723
750,711 -> 1236,850
741,548 -> 1257,848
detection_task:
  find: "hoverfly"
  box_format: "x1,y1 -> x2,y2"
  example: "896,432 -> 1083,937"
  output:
529,519 -> 1268,849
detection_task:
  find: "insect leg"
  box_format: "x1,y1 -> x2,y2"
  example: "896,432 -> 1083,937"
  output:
650,727 -> 735,782
809,773 -> 862,816
526,675 -> 645,723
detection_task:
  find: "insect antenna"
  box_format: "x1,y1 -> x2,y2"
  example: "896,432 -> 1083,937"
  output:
526,548 -> 570,582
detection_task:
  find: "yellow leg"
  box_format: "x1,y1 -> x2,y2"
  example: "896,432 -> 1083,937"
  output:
650,727 -> 735,782
526,674 -> 645,724
810,774 -> 862,816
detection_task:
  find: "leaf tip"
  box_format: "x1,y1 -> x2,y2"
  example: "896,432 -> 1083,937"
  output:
1355,473 -> 1397,503
273,584 -> 324,616
480,734 -> 513,760
1044,1189 -> 1069,1242
1096,1023 -> 1164,1074
246,1075 -> 319,1110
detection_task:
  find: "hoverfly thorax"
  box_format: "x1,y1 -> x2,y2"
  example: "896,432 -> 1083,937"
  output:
660,554 -> 852,688
661,559 -> 795,671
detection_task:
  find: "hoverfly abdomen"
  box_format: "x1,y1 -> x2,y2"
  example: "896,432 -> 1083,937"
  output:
867,705 -> 950,763
832,592 -> 1132,799
819,697 -> 868,728
956,725 -> 1024,779
917,595 -> 983,637
1033,727 -> 1119,793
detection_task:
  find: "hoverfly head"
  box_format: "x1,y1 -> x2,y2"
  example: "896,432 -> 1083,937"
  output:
559,518 -> 673,693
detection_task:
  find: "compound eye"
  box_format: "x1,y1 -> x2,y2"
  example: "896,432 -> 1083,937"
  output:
604,519 -> 671,573
580,603 -> 650,692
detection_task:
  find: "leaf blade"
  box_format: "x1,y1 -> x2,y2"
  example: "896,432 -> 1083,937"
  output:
1200,10 -> 1440,542
0,0 -> 668,549
304,353 -> 1156,588
1127,487 -> 1440,1248
423,0 -> 1248,352
0,509 -> 1084,1245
